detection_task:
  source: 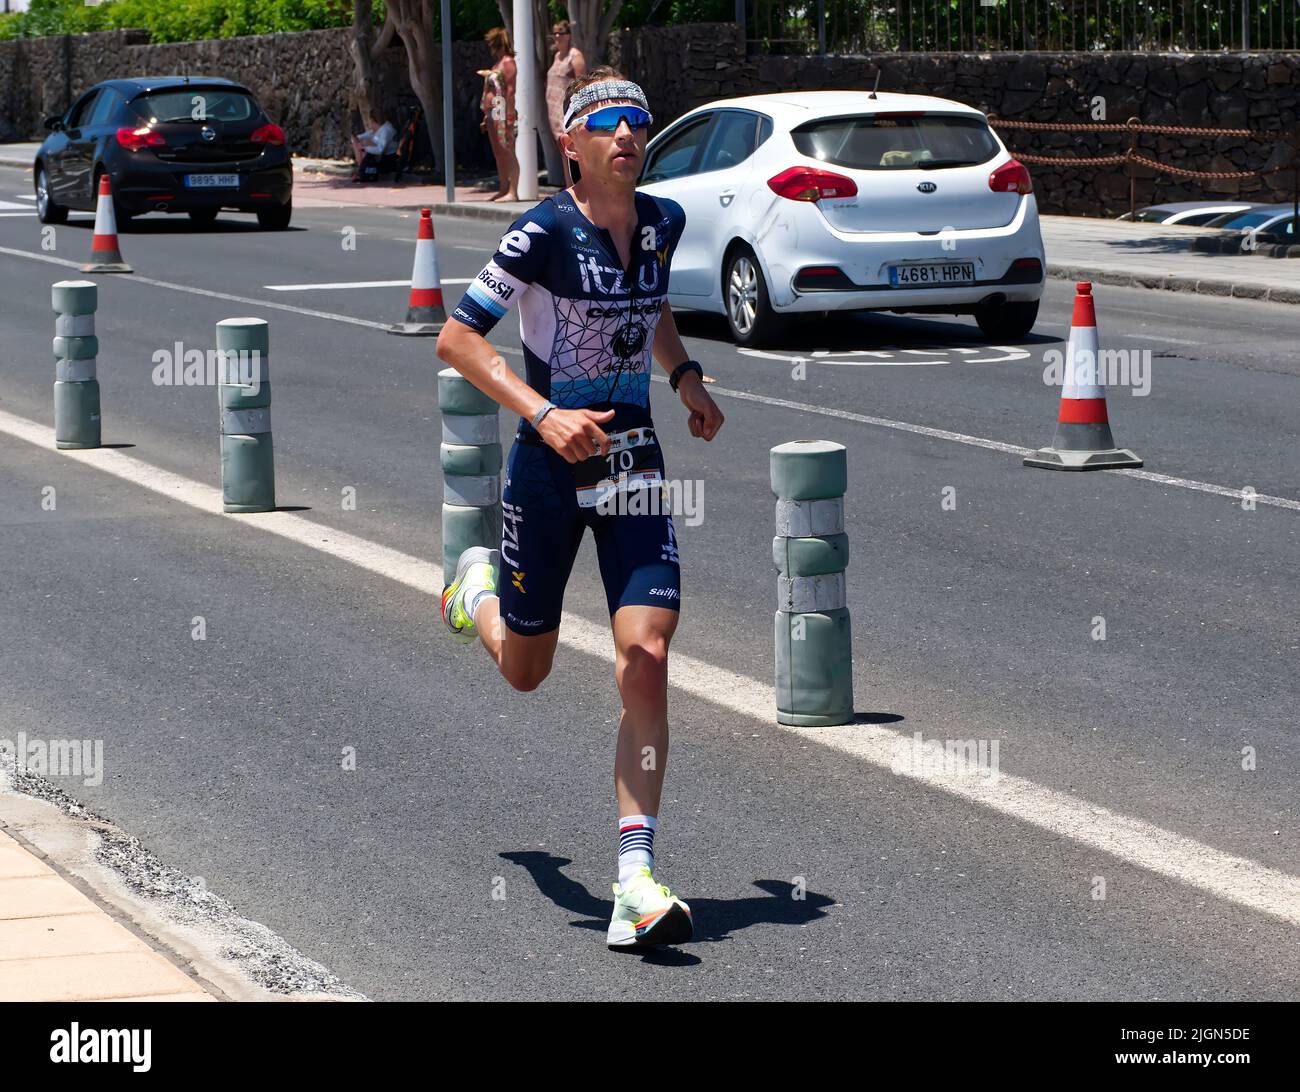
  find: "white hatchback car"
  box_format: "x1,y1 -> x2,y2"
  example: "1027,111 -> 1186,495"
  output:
639,90 -> 1046,346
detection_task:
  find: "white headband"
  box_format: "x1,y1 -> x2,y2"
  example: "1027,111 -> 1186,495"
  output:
562,80 -> 650,130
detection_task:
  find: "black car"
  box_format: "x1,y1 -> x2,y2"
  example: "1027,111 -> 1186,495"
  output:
35,76 -> 293,230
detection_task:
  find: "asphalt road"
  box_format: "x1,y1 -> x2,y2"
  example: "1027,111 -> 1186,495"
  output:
1,165 -> 1297,1000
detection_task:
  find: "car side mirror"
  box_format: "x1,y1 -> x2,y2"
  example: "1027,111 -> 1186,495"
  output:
43,115 -> 65,132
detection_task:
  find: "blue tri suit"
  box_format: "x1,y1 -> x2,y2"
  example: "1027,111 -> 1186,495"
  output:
450,191 -> 688,636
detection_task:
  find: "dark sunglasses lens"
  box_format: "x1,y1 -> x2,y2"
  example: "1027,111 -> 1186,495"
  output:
586,107 -> 650,131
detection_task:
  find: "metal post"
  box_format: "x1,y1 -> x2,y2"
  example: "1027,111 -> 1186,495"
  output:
513,0 -> 538,201
218,318 -> 275,514
52,280 -> 100,450
818,0 -> 826,54
771,440 -> 853,727
1127,118 -> 1140,222
439,368 -> 502,578
736,0 -> 746,52
441,0 -> 455,202
1242,0 -> 1250,51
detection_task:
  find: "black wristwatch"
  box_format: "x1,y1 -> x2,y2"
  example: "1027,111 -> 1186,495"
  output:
668,359 -> 703,393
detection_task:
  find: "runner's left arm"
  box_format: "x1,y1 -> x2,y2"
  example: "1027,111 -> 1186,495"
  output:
652,301 -> 724,442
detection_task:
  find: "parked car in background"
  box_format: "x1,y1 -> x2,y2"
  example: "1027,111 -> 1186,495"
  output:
1119,201 -> 1254,226
1202,204 -> 1298,243
638,91 -> 1045,346
35,77 -> 293,230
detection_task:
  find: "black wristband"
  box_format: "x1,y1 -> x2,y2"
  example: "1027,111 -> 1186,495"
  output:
668,359 -> 703,393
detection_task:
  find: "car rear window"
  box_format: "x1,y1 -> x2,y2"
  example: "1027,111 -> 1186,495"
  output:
791,114 -> 999,171
130,89 -> 259,124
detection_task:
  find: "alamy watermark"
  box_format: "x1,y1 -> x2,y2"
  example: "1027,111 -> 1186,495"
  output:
1042,347 -> 1151,397
0,732 -> 104,787
593,477 -> 705,526
890,732 -> 1001,784
151,343 -> 263,394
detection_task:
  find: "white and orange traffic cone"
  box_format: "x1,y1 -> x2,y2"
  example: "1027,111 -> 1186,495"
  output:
1024,282 -> 1141,471
388,207 -> 446,336
81,174 -> 132,274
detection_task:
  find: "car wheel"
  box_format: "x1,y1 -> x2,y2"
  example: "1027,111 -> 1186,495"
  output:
35,166 -> 68,225
257,201 -> 292,231
724,246 -> 785,348
975,299 -> 1039,341
189,209 -> 219,228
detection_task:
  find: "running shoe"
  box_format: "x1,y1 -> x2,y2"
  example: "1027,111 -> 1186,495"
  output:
440,546 -> 498,644
607,867 -> 693,948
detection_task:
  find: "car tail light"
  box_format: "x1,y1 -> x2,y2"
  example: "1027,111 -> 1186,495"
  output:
116,126 -> 165,152
989,159 -> 1033,195
767,166 -> 858,202
251,123 -> 286,146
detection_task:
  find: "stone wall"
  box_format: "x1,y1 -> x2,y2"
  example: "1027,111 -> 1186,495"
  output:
3,22 -> 1296,213
611,23 -> 1300,215
0,27 -> 496,170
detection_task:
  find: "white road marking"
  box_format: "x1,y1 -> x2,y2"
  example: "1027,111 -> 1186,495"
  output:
1,402 -> 1298,929
0,211 -> 36,218
653,375 -> 1300,512
13,194 -> 37,201
741,345 -> 1033,367
0,242 -> 1291,511
264,277 -> 473,291
0,198 -> 32,210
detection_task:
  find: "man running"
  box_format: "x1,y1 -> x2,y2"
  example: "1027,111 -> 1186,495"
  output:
435,67 -> 724,949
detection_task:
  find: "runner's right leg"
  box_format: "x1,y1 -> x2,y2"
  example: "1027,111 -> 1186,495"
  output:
473,440 -> 582,692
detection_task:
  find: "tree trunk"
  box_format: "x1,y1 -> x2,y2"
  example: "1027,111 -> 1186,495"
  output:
390,0 -> 445,180
566,0 -> 625,68
349,0 -> 396,124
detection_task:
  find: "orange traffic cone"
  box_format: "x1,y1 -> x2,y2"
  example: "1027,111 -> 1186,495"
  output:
81,174 -> 132,274
1024,282 -> 1141,471
388,208 -> 446,336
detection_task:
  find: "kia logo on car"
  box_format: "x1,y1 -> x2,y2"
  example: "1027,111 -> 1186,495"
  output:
201,126 -> 216,142
917,181 -> 937,193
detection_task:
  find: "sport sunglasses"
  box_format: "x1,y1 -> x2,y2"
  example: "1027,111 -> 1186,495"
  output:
573,105 -> 653,132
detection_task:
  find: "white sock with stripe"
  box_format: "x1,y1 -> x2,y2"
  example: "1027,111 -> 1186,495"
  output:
618,815 -> 657,887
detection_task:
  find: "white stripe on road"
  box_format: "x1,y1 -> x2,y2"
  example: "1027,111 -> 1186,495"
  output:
683,380 -> 1300,512
1,403 -> 1298,929
0,198 -> 32,210
264,277 -> 473,291
0,211 -> 36,217
0,242 -> 1294,512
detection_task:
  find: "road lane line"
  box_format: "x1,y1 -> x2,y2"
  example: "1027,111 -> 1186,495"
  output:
675,379 -> 1300,512
0,243 -> 1293,511
2,404 -> 1298,929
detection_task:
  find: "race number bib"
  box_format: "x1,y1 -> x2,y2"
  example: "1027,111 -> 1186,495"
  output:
574,428 -> 662,509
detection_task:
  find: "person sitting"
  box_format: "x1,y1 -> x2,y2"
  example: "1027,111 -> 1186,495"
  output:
351,106 -> 398,182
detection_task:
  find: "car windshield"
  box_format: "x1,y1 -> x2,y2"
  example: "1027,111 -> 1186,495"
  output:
791,114 -> 999,170
1134,209 -> 1173,222
130,89 -> 258,124
1211,210 -> 1276,229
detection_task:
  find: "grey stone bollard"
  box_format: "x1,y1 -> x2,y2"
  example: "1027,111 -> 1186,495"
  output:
771,440 -> 853,726
217,318 -> 275,514
439,368 -> 501,578
51,280 -> 101,450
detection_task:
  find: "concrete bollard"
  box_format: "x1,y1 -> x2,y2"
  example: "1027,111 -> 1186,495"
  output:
438,367 -> 501,577
771,440 -> 853,726
217,317 -> 275,514
52,280 -> 101,450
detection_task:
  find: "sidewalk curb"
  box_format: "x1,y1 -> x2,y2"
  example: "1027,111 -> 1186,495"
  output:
0,822 -> 219,1002
1045,263 -> 1300,305
0,765 -> 365,1002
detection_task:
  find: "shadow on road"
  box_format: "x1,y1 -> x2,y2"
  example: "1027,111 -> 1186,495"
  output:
500,850 -> 836,957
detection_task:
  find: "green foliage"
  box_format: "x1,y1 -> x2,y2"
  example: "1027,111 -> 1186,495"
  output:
0,0 -> 356,43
